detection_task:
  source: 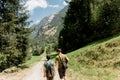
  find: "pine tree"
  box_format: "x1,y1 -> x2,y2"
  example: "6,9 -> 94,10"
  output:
0,0 -> 31,71
58,0 -> 120,53
95,1 -> 120,38
58,0 -> 93,53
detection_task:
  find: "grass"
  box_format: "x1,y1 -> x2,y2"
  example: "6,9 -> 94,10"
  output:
24,52 -> 57,67
66,34 -> 120,80
50,52 -> 57,60
25,55 -> 43,66
2,54 -> 45,73
19,53 -> 45,69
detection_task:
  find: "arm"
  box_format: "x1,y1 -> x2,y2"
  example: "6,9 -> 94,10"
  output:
65,55 -> 69,63
53,63 -> 56,74
43,63 -> 46,77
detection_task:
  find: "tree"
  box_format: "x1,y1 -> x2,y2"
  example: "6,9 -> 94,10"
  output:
0,0 -> 31,71
94,0 -> 120,39
58,0 -> 120,53
58,0 -> 93,53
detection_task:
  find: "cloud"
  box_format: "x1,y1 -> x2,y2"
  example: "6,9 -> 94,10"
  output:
34,20 -> 41,24
63,1 -> 68,6
25,0 -> 59,13
25,0 -> 48,11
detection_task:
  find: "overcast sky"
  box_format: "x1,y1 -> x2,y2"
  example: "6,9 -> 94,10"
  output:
25,0 -> 68,26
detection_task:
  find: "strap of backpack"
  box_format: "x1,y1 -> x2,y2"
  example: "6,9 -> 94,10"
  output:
59,55 -> 63,64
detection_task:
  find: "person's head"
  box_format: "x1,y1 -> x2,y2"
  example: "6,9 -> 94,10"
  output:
56,49 -> 62,54
46,54 -> 51,60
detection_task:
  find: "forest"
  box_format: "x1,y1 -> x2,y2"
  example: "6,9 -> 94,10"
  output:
58,0 -> 120,53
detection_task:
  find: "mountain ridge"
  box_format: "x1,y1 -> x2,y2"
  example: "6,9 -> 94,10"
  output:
30,6 -> 68,52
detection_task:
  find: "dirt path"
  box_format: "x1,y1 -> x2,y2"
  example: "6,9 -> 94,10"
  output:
0,66 -> 30,80
0,58 -> 69,80
22,58 -> 60,80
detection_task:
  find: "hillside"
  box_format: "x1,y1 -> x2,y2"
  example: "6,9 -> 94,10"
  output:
30,6 -> 68,53
66,34 -> 120,80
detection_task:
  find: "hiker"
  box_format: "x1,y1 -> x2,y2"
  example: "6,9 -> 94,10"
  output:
55,49 -> 69,80
43,54 -> 55,80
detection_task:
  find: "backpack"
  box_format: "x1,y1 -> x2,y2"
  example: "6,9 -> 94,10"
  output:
62,61 -> 68,69
59,56 -> 68,69
44,60 -> 54,77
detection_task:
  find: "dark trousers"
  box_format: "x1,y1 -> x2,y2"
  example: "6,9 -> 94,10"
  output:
58,68 -> 66,79
46,77 -> 53,80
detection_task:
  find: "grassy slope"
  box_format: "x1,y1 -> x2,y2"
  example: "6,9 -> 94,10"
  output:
66,35 -> 120,80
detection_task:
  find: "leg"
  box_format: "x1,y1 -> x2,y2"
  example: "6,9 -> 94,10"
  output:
58,68 -> 64,80
63,69 -> 67,80
46,77 -> 49,80
63,76 -> 67,80
58,68 -> 67,80
47,77 -> 53,80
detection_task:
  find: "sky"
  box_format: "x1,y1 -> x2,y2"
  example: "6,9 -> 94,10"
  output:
25,0 -> 68,26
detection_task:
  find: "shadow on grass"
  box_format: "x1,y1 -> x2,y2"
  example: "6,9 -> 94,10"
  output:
91,33 -> 120,45
80,33 -> 120,49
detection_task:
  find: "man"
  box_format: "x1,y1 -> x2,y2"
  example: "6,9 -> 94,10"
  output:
55,49 -> 69,80
43,54 -> 55,80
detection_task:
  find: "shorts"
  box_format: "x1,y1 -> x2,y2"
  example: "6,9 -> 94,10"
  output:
47,77 -> 53,80
58,68 -> 66,79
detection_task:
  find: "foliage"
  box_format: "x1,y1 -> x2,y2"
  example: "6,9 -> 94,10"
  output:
58,0 -> 93,53
93,1 -> 120,39
0,0 -> 31,71
58,0 -> 120,53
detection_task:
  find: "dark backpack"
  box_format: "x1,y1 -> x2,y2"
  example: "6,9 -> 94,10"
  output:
62,61 -> 68,69
45,60 -> 54,77
59,56 -> 68,69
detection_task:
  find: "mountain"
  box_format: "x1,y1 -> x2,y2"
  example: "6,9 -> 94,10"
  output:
30,6 -> 68,53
